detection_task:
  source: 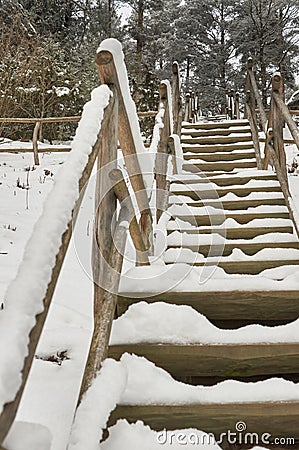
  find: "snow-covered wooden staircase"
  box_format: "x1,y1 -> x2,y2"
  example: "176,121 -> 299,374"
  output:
109,117 -> 299,445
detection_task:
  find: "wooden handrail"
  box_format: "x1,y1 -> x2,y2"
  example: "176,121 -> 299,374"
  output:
0,39 -> 182,445
95,49 -> 152,249
0,93 -> 116,445
155,81 -> 172,222
0,116 -> 81,123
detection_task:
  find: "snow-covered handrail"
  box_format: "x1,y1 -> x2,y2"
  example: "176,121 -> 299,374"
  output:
96,39 -> 153,249
0,85 -> 115,445
247,65 -> 299,238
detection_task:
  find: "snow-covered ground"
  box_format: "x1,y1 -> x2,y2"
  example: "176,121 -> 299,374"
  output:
1,124 -> 299,448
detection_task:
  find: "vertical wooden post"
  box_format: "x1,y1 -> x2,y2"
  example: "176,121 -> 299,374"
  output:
229,90 -> 235,119
235,92 -> 240,119
272,72 -> 287,181
184,93 -> 191,122
32,121 -> 40,165
172,62 -> 182,136
92,86 -> 118,319
78,88 -> 118,401
155,81 -> 171,222
245,89 -> 263,169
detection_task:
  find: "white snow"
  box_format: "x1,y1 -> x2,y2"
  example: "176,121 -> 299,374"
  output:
68,359 -> 127,450
119,353 -> 299,404
102,420 -> 222,450
110,302 -> 299,345
4,422 -> 52,450
0,84 -> 111,413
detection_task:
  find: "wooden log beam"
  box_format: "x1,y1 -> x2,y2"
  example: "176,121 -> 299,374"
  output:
248,69 -> 268,132
78,206 -> 128,402
268,142 -> 299,237
0,96 -> 115,446
0,116 -> 81,123
32,121 -> 40,165
109,169 -> 150,265
155,81 -> 171,222
245,99 -> 262,169
0,147 -> 72,153
272,73 -> 287,180
95,49 -> 152,248
272,91 -> 299,151
137,111 -> 158,118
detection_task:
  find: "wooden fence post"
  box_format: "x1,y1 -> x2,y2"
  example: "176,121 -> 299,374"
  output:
272,73 -> 287,181
184,93 -> 191,122
172,62 -> 182,136
155,81 -> 171,222
234,92 -> 240,119
32,121 -> 40,165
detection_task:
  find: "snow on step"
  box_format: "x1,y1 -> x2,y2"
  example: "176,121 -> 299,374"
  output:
170,169 -> 277,181
116,354 -> 299,405
169,191 -> 284,204
182,119 -> 249,129
181,126 -> 251,136
166,217 -> 294,230
167,231 -> 298,247
168,203 -> 289,216
110,302 -> 299,345
170,179 -> 280,194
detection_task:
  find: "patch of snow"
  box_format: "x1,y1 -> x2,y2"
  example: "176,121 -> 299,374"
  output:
110,302 -> 299,345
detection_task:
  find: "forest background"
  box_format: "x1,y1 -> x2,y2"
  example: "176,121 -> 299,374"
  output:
0,0 -> 298,140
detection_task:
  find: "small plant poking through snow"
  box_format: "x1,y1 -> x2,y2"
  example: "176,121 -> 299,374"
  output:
35,350 -> 70,366
288,158 -> 299,174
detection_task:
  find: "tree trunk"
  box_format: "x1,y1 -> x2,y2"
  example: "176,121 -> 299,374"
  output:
134,0 -> 144,104
220,1 -> 227,115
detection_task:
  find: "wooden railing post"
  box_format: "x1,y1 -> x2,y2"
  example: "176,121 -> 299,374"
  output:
92,85 -> 118,328
155,81 -> 171,222
272,72 -> 287,181
184,93 -> 191,122
32,121 -> 41,165
245,89 -> 262,169
245,58 -> 262,169
234,92 -> 240,119
95,49 -> 152,250
172,62 -> 182,136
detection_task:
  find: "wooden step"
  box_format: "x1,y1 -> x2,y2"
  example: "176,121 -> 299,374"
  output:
184,150 -> 256,162
164,257 -> 299,275
182,142 -> 254,152
117,290 -> 299,323
167,240 -> 299,258
182,119 -> 249,130
167,224 -> 294,240
181,134 -> 253,145
108,342 -> 299,381
170,173 -> 278,186
109,402 -> 299,440
170,184 -> 282,200
183,160 -> 257,172
172,210 -> 290,226
181,127 -> 251,137
169,197 -> 286,210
